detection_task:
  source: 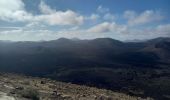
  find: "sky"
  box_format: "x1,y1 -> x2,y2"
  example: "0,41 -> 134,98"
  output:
0,0 -> 170,41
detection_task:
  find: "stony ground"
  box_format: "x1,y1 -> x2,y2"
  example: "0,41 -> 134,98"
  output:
0,73 -> 153,100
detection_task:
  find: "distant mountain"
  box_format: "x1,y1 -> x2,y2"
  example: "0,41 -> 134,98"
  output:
142,37 -> 170,62
0,37 -> 170,99
147,37 -> 170,43
0,37 -> 169,74
124,39 -> 147,43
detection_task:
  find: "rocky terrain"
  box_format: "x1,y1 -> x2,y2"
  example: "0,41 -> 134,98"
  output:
0,73 -> 152,100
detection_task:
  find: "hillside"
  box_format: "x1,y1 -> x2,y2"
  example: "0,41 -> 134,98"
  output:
0,73 -> 152,100
0,37 -> 170,99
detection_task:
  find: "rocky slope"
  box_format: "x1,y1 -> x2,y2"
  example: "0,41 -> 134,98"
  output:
0,73 -> 152,100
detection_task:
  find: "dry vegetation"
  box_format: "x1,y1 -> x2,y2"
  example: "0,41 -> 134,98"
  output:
0,73 -> 153,100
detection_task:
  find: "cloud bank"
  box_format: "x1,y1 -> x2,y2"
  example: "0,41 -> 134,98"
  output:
0,0 -> 84,25
0,0 -> 169,41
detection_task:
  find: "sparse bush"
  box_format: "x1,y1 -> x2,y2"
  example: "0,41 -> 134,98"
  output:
22,81 -> 30,85
21,88 -> 39,100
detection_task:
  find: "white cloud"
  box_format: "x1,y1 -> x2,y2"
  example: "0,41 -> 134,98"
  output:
39,1 -> 55,14
0,0 -> 33,22
87,22 -> 127,33
97,6 -> 115,21
0,0 -> 84,26
124,10 -> 136,20
0,0 -> 169,41
25,22 -> 46,29
119,24 -> 170,40
0,28 -> 55,41
97,5 -> 109,13
124,10 -> 163,26
35,10 -> 84,25
155,24 -> 170,35
87,14 -> 100,21
103,13 -> 115,21
88,22 -> 111,33
37,1 -> 84,25
0,23 -> 170,41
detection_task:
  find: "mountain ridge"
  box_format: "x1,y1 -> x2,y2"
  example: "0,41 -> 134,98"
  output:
0,37 -> 170,99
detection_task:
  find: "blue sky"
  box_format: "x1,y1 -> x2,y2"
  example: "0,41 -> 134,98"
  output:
0,0 -> 170,41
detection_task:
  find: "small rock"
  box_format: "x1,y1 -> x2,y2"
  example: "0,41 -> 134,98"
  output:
15,86 -> 23,90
